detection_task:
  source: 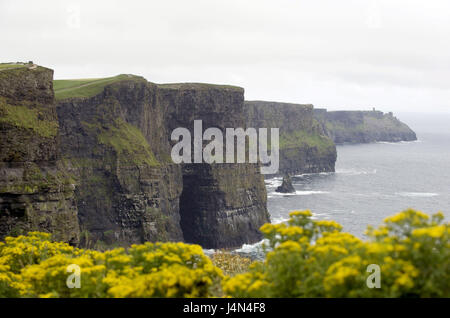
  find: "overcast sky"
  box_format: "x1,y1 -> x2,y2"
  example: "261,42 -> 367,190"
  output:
1,0 -> 449,113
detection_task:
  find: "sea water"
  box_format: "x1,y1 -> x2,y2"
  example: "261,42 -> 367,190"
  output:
236,112 -> 450,257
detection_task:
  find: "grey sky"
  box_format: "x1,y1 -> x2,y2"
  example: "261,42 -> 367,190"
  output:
1,0 -> 449,113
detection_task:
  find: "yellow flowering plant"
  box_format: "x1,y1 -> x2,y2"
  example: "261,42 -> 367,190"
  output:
0,234 -> 222,298
224,209 -> 449,298
1,209 -> 448,298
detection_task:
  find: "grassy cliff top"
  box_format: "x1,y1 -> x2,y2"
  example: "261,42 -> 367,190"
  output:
0,63 -> 29,71
54,74 -> 141,100
157,82 -> 244,91
245,100 -> 314,108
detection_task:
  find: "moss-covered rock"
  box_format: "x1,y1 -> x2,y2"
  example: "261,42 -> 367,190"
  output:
244,101 -> 337,176
56,78 -> 184,246
0,65 -> 79,244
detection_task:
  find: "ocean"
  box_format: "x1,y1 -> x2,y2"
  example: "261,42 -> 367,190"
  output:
235,112 -> 450,255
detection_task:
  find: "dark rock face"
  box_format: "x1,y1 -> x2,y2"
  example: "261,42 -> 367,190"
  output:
160,84 -> 270,249
276,174 -> 295,193
179,163 -> 268,248
0,66 -> 79,244
2,66 -> 369,249
56,79 -> 184,246
0,65 -> 420,249
55,81 -> 269,249
314,109 -> 417,144
245,101 -> 337,176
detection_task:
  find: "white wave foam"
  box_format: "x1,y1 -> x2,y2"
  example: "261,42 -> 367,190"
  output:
235,239 -> 267,253
336,168 -> 377,176
293,172 -> 334,177
269,190 -> 329,196
271,216 -> 290,224
376,140 -> 421,145
376,141 -> 401,145
396,192 -> 438,198
202,248 -> 216,256
264,177 -> 282,188
311,212 -> 331,220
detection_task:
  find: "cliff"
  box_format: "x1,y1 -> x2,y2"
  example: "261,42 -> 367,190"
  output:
0,64 -> 79,244
160,84 -> 270,248
245,101 -> 337,176
3,64 -> 417,250
54,78 -> 269,248
2,64 -> 379,249
56,76 -> 184,247
314,109 -> 417,144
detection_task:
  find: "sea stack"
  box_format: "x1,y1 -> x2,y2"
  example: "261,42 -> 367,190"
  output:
276,174 -> 296,193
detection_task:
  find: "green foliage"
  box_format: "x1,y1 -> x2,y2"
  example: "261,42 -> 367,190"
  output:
54,75 -> 137,100
0,98 -> 58,138
279,130 -> 334,155
2,210 -> 447,298
95,119 -> 160,166
157,82 -> 243,91
0,163 -> 75,195
0,63 -> 27,70
224,209 -> 449,298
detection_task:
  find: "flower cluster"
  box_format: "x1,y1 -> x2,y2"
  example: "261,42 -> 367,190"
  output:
0,233 -> 222,298
224,209 -> 449,297
1,209 -> 448,298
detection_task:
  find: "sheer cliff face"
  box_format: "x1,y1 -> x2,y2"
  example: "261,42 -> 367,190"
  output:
56,81 -> 269,249
160,84 -> 270,248
0,66 -> 79,244
245,101 -> 337,176
314,109 -> 417,144
56,78 -> 184,246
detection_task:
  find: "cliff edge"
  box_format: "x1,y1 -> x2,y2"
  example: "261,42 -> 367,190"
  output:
0,64 -> 79,244
314,109 -> 417,144
54,77 -> 270,249
245,101 -> 337,176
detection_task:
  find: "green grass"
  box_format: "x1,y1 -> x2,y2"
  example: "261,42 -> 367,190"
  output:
83,118 -> 159,166
157,82 -> 243,91
53,74 -> 138,100
0,63 -> 27,71
279,130 -> 335,155
0,98 -> 58,138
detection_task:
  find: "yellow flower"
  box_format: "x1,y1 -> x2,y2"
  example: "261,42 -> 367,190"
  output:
384,209 -> 429,224
277,241 -> 302,253
412,225 -> 447,238
316,220 -> 343,231
395,274 -> 414,289
289,210 -> 312,217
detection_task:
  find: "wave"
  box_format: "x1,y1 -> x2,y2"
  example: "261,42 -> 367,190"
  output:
271,216 -> 290,224
264,177 -> 282,188
396,192 -> 439,198
202,248 -> 216,256
311,212 -> 331,219
336,168 -> 377,176
269,190 -> 329,197
376,140 -> 422,145
235,239 -> 267,254
376,141 -> 403,145
293,171 -> 335,177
